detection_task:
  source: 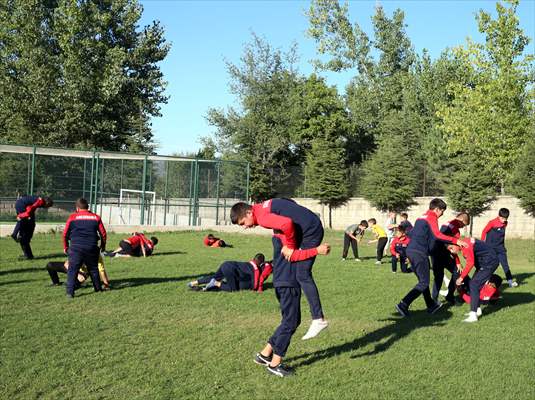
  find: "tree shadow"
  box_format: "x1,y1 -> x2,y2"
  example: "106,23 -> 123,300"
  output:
151,250 -> 186,257
111,272 -> 215,290
0,267 -> 45,276
287,310 -> 452,367
480,291 -> 535,318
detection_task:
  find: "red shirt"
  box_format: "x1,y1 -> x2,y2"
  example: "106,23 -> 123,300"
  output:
17,197 -> 45,219
203,235 -> 222,247
251,261 -> 273,292
252,200 -> 297,249
390,235 -> 410,257
459,282 -> 500,303
128,233 -> 153,250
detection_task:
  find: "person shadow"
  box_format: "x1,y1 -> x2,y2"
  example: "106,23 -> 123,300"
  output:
151,250 -> 186,257
110,272 -> 215,290
0,267 -> 45,276
510,272 -> 535,286
287,310 -> 452,367
480,291 -> 535,318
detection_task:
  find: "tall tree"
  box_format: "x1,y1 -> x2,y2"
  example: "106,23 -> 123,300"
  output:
0,0 -> 169,151
512,131 -> 535,218
437,0 -> 534,193
360,133 -> 418,212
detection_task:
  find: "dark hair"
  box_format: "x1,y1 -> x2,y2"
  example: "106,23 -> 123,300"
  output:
359,220 -> 369,228
76,198 -> 89,210
456,212 -> 470,225
42,196 -> 53,207
397,225 -> 406,234
499,208 -> 510,218
151,236 -> 158,245
489,274 -> 503,287
400,212 -> 408,219
207,234 -> 215,240
253,253 -> 265,266
429,198 -> 447,211
368,218 -> 376,224
230,202 -> 251,224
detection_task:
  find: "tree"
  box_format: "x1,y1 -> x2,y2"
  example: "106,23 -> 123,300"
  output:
446,155 -> 496,235
0,0 -> 169,151
360,134 -> 418,212
437,0 -> 534,193
512,133 -> 535,217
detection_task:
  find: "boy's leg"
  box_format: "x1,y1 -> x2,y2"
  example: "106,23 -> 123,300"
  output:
376,238 -> 387,261
496,250 -> 514,281
400,256 -> 408,273
11,220 -> 21,241
342,234 -> 350,258
46,262 -> 67,285
391,256 -> 397,272
220,263 -> 240,291
267,287 -> 301,365
468,268 -> 494,315
296,257 -> 323,320
399,251 -> 434,309
83,248 -> 102,292
66,249 -> 84,297
18,219 -> 35,259
350,238 -> 359,259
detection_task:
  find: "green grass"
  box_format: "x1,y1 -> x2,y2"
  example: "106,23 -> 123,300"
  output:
1,231 -> 534,400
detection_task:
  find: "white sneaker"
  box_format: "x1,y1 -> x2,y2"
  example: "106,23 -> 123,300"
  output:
375,261 -> 381,265
355,258 -> 362,262
463,313 -> 478,323
443,276 -> 451,286
302,319 -> 329,340
509,280 -> 518,288
464,308 -> 482,317
439,289 -> 449,297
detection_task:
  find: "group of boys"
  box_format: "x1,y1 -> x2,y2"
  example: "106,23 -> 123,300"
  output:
11,195 -> 158,298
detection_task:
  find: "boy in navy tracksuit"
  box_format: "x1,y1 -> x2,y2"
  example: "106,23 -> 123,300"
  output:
481,208 -> 517,288
390,226 -> 411,273
231,199 -> 330,377
395,198 -> 467,317
448,238 -> 500,322
12,195 -> 53,259
63,198 -> 107,298
430,212 -> 469,303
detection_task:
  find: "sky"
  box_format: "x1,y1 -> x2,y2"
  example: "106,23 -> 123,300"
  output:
138,0 -> 535,155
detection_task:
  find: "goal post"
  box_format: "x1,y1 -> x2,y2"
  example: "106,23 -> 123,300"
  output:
119,189 -> 156,225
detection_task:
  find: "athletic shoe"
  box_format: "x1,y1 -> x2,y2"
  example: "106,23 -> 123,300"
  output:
103,251 -> 116,257
439,289 -> 449,297
355,258 -> 362,262
203,278 -> 218,291
463,313 -> 478,323
509,280 -> 518,288
464,308 -> 482,317
341,258 -> 346,261
267,364 -> 294,378
427,302 -> 443,315
66,294 -> 74,300
253,353 -> 272,366
395,302 -> 409,317
375,261 -> 382,265
302,319 -> 329,340
392,271 -> 396,274
49,282 -> 62,287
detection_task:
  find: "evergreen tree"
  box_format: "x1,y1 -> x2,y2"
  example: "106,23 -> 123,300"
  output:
306,135 -> 349,228
360,134 -> 418,212
446,155 -> 496,235
512,133 -> 535,217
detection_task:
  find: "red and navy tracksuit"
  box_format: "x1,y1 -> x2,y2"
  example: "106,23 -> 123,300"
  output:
401,210 -> 460,310
63,210 -> 107,296
199,260 -> 273,292
390,235 -> 410,273
13,196 -> 46,259
458,238 -> 499,312
119,233 -> 154,256
252,198 -> 324,357
482,218 -> 513,280
430,219 -> 464,301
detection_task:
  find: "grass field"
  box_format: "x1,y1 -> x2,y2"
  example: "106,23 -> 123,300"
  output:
1,230 -> 534,400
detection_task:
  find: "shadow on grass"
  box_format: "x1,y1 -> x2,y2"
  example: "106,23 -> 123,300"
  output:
151,250 -> 186,257
111,273 -> 215,290
512,272 -> 535,286
0,279 -> 41,287
481,291 -> 535,317
287,310 -> 452,367
31,253 -> 67,260
0,267 -> 45,276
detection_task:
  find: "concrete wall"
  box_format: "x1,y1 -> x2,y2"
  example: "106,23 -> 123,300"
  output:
293,196 -> 534,239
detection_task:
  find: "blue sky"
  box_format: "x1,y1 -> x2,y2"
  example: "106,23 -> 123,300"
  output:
138,0 -> 535,155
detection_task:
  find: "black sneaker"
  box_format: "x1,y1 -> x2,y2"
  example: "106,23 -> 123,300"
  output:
253,353 -> 272,366
427,302 -> 443,314
49,282 -> 62,287
395,302 -> 410,317
267,364 -> 294,378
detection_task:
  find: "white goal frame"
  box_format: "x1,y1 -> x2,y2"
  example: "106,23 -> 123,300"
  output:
119,189 -> 157,225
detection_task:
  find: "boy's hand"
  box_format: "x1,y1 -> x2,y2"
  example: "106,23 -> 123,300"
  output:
457,239 -> 468,248
281,246 -> 294,261
316,243 -> 330,255
456,277 -> 463,286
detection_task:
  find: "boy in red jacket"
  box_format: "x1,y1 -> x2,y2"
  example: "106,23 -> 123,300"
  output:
390,226 -> 411,273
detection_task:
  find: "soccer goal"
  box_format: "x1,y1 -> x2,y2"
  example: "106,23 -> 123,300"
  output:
119,189 -> 156,225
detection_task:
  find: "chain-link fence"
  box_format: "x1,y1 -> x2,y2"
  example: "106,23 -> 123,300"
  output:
0,144 -> 249,226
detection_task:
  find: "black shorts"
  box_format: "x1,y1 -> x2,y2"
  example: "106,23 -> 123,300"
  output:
119,240 -> 141,256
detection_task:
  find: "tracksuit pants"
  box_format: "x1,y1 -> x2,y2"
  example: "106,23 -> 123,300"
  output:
18,219 -> 36,259
376,238 -> 388,261
391,255 -> 409,273
431,250 -> 458,301
469,264 -> 499,312
66,246 -> 102,296
342,233 -> 359,259
268,287 -> 302,357
401,249 -> 435,309
493,248 -> 513,281
296,225 -> 324,320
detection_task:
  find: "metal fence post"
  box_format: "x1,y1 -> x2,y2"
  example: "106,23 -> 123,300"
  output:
29,145 -> 36,195
163,160 -> 169,226
82,158 -> 87,198
26,153 -> 31,195
93,153 -> 100,212
215,161 -> 220,225
89,151 -> 96,208
245,162 -> 250,201
192,159 -> 199,226
188,161 -> 194,226
140,155 -> 148,225
99,158 -> 104,216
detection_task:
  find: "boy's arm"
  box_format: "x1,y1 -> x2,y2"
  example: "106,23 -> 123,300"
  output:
457,243 -> 475,282
427,218 -> 464,246
97,217 -> 107,251
17,197 -> 45,219
257,263 -> 273,292
63,216 -> 73,253
257,213 -> 297,249
481,219 -> 496,241
390,240 -> 398,257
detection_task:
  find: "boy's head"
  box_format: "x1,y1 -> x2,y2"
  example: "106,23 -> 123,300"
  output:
488,274 -> 503,288
429,198 -> 447,217
75,198 -> 89,211
230,202 -> 255,228
207,234 -> 215,240
388,211 -> 396,218
400,212 -> 408,221
253,253 -> 265,266
359,220 -> 369,229
151,236 -> 158,246
456,212 -> 470,226
396,225 -> 407,237
498,208 -> 509,222
42,196 -> 53,208
367,218 -> 376,226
